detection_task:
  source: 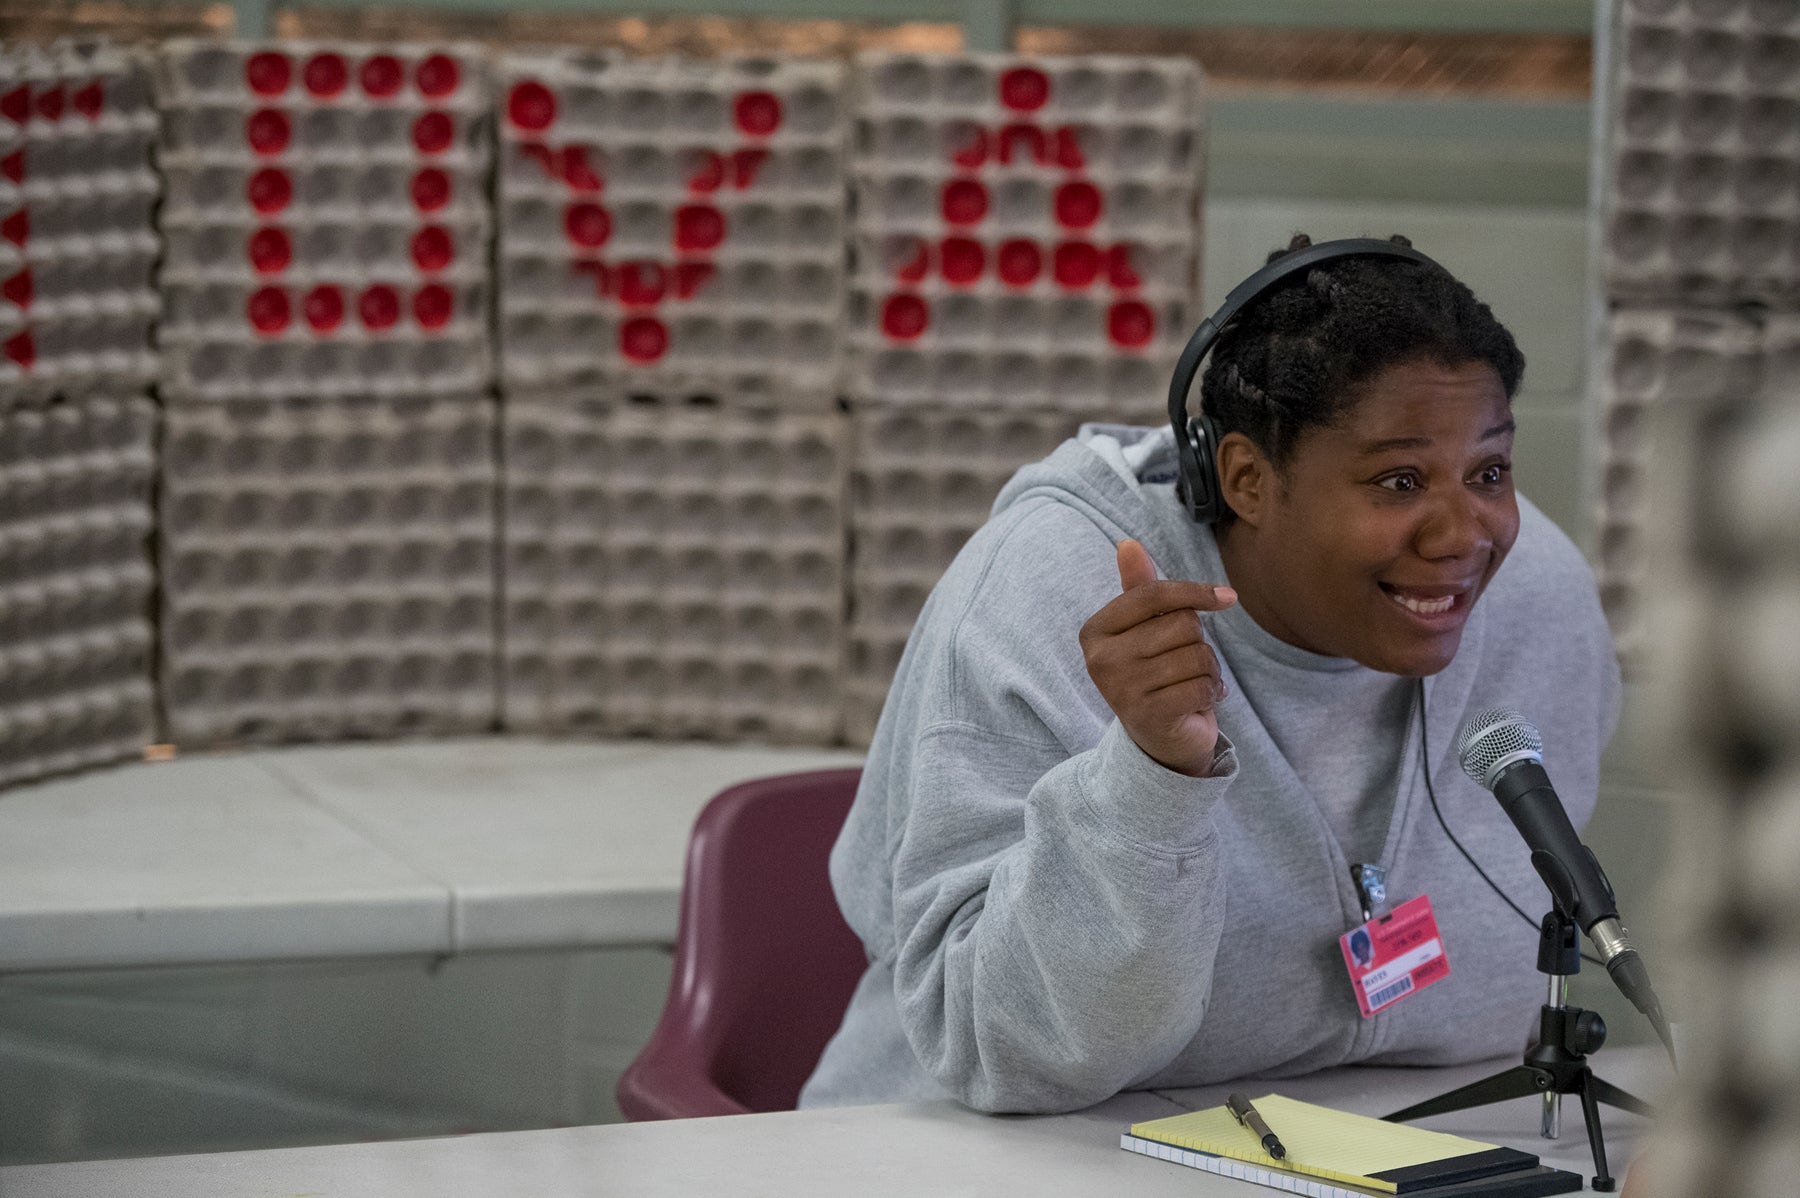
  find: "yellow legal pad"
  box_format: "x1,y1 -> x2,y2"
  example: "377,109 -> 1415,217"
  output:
1128,1095 -> 1509,1194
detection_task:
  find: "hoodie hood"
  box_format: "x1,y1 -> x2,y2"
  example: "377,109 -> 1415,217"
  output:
992,422 -> 1229,601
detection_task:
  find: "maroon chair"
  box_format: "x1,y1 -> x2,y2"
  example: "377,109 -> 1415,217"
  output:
616,767 -> 868,1119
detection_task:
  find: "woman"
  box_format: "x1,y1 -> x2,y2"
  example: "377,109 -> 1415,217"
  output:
801,235 -> 1621,1113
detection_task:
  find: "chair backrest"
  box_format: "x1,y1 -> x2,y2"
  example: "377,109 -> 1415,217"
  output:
616,767 -> 867,1120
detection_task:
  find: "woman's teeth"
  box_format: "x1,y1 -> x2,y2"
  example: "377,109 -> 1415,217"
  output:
1388,590 -> 1456,616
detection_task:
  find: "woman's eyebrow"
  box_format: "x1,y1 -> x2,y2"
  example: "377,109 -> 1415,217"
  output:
1357,435 -> 1430,455
1356,421 -> 1516,457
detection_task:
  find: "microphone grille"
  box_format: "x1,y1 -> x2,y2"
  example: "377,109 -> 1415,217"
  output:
1455,707 -> 1543,787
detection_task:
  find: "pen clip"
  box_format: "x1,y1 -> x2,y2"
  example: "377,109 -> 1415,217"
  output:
1226,1092 -> 1287,1161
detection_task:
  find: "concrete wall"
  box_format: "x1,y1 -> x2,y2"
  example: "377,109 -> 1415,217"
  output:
0,949 -> 671,1164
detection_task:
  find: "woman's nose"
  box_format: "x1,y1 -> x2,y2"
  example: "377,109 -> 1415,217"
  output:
1416,489 -> 1491,561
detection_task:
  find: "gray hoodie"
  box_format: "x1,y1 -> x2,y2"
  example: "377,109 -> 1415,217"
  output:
801,424 -> 1621,1113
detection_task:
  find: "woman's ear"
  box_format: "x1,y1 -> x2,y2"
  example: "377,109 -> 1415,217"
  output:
1217,431 -> 1272,528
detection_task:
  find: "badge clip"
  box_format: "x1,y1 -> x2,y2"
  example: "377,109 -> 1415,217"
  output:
1351,862 -> 1388,923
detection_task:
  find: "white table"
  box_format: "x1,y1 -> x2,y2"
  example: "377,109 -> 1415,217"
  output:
0,738 -> 863,972
2,1049 -> 1667,1196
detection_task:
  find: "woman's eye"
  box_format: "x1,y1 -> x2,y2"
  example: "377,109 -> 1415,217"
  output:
1378,473 -> 1420,493
1474,462 -> 1511,486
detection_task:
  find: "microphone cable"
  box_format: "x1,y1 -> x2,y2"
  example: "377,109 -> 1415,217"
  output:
1416,679 -> 1604,969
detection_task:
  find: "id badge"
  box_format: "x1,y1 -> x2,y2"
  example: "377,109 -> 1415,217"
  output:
1339,894 -> 1450,1018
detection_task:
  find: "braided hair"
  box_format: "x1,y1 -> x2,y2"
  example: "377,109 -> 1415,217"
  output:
1200,233 -> 1525,521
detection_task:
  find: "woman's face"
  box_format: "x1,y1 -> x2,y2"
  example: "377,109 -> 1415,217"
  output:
1227,357 -> 1520,677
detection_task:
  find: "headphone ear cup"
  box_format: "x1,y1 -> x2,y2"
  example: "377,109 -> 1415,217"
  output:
1173,414 -> 1205,522
1185,414 -> 1223,524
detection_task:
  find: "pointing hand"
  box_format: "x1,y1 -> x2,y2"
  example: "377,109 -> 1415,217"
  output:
1078,539 -> 1238,777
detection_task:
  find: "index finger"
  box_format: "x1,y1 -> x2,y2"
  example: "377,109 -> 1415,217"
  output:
1086,578 -> 1237,639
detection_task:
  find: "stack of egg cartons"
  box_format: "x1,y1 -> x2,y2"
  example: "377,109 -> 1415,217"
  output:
495,52 -> 849,743
1594,306 -> 1757,659
0,40 -> 158,785
0,41 -> 159,400
1637,352 -> 1800,1198
154,40 -> 497,745
1599,0 -> 1800,664
1599,4 -> 1800,1196
843,53 -> 1204,744
1607,0 -> 1800,306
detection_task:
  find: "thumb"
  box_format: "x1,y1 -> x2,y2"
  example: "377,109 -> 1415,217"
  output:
1116,539 -> 1158,593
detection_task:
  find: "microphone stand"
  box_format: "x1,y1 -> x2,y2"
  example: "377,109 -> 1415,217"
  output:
1380,909 -> 1655,1193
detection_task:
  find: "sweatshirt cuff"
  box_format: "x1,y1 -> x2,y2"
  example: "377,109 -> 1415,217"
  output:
1079,720 -> 1238,854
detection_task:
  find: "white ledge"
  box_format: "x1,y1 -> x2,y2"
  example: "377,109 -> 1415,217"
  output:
0,738 -> 864,973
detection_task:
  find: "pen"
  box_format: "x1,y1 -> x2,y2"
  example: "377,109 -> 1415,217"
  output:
1226,1092 -> 1287,1161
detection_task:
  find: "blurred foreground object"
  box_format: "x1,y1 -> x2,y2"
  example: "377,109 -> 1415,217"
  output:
1598,1 -> 1800,1193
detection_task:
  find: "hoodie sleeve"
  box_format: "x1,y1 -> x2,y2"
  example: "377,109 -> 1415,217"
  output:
866,497 -> 1245,1113
889,717 -> 1240,1112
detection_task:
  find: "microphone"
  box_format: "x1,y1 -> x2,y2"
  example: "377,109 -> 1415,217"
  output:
1455,708 -> 1675,1060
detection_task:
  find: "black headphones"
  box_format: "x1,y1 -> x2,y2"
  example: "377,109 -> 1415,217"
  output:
1168,238 -> 1442,524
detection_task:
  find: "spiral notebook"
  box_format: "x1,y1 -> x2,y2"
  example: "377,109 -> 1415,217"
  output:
1121,1095 -> 1582,1197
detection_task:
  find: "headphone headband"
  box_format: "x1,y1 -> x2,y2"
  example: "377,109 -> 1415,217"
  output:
1168,238 -> 1444,524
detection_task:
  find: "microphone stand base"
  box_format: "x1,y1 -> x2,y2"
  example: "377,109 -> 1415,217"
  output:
1382,1053 -> 1653,1192
1380,910 -> 1655,1193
